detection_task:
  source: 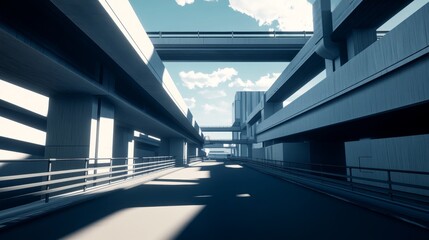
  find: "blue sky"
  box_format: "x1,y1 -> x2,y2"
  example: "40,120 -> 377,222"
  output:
130,0 -> 313,130
129,0 -> 429,135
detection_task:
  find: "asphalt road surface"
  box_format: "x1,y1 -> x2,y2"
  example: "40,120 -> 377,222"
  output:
0,161 -> 427,239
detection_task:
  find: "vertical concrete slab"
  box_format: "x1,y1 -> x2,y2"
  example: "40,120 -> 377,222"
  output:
45,95 -> 96,193
160,138 -> 188,166
113,125 -> 134,177
346,28 -> 377,59
45,95 -> 115,191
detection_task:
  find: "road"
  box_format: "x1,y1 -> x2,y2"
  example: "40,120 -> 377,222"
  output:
0,161 -> 427,239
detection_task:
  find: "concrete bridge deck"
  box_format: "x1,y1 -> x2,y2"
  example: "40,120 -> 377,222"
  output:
0,161 -> 426,239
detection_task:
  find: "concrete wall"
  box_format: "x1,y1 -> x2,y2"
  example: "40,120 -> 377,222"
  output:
345,135 -> 429,196
258,3 -> 429,141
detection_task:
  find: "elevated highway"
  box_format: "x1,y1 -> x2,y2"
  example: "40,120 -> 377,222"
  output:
0,1 -> 203,144
148,31 -> 311,62
204,139 -> 256,146
257,3 -> 429,143
200,126 -> 242,132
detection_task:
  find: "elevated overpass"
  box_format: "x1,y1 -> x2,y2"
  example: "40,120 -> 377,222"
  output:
204,139 -> 256,146
200,126 -> 242,132
256,1 -> 429,143
148,31 -> 311,62
0,0 -> 203,166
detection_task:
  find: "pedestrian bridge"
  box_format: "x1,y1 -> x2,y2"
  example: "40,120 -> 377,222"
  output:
147,31 -> 311,62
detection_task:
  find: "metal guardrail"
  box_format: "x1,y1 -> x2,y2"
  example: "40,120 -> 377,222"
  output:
147,31 -> 388,39
188,156 -> 204,164
147,31 -> 314,39
0,156 -> 175,209
229,157 -> 429,206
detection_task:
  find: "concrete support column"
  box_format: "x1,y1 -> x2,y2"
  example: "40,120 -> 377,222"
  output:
113,125 -> 134,177
187,143 -> 200,161
45,95 -> 96,160
262,101 -> 282,120
45,95 -> 115,188
347,28 -> 377,59
309,141 -> 346,178
313,0 -> 339,60
159,138 -> 188,166
247,144 -> 253,158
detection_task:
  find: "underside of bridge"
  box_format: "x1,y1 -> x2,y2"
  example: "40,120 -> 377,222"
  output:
0,0 -> 428,238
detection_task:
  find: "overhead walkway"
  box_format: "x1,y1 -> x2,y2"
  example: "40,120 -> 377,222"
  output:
200,126 -> 241,132
204,139 -> 256,145
147,31 -> 311,62
0,161 -> 427,239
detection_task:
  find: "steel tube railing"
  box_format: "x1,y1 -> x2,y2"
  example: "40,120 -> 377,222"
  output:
229,157 -> 429,206
147,31 -> 314,39
0,156 -> 176,209
146,31 -> 389,39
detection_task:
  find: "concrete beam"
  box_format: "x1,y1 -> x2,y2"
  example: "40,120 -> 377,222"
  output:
257,4 -> 429,142
148,33 -> 309,62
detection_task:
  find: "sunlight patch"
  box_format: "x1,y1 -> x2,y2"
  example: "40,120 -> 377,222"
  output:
0,150 -> 30,160
0,117 -> 46,145
63,205 -> 205,240
144,181 -> 198,186
0,79 -> 49,117
236,193 -> 251,198
195,195 -> 213,198
225,164 -> 243,169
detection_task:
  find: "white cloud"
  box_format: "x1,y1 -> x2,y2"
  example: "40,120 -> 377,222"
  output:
198,90 -> 227,99
202,101 -> 230,114
175,0 -> 195,6
228,73 -> 280,91
204,0 -> 218,2
180,67 -> 238,89
184,97 -> 196,109
228,0 -> 313,31
228,78 -> 254,88
253,72 -> 280,90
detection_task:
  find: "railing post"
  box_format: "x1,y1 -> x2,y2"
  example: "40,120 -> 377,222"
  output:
109,158 -> 113,184
387,170 -> 393,199
349,167 -> 353,191
83,158 -> 89,192
45,158 -> 54,203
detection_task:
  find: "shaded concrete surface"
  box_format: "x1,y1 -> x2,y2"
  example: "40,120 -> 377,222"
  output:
0,161 -> 427,239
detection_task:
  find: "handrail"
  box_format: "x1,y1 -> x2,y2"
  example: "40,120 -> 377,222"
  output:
235,157 -> 429,175
2,163 -> 176,202
0,155 -> 173,163
146,31 -> 388,39
229,157 -> 429,206
0,159 -> 174,182
0,156 -> 176,209
188,156 -> 204,164
147,31 -> 314,39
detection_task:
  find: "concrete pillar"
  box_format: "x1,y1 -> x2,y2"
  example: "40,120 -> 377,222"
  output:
45,95 -> 96,159
45,95 -> 115,189
309,141 -> 346,179
346,28 -> 377,59
313,0 -> 339,60
159,138 -> 188,166
247,144 -> 253,158
113,125 -> 134,177
187,143 -> 197,157
261,101 -> 282,120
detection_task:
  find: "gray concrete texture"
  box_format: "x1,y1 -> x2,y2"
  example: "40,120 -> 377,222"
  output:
0,161 -> 427,239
